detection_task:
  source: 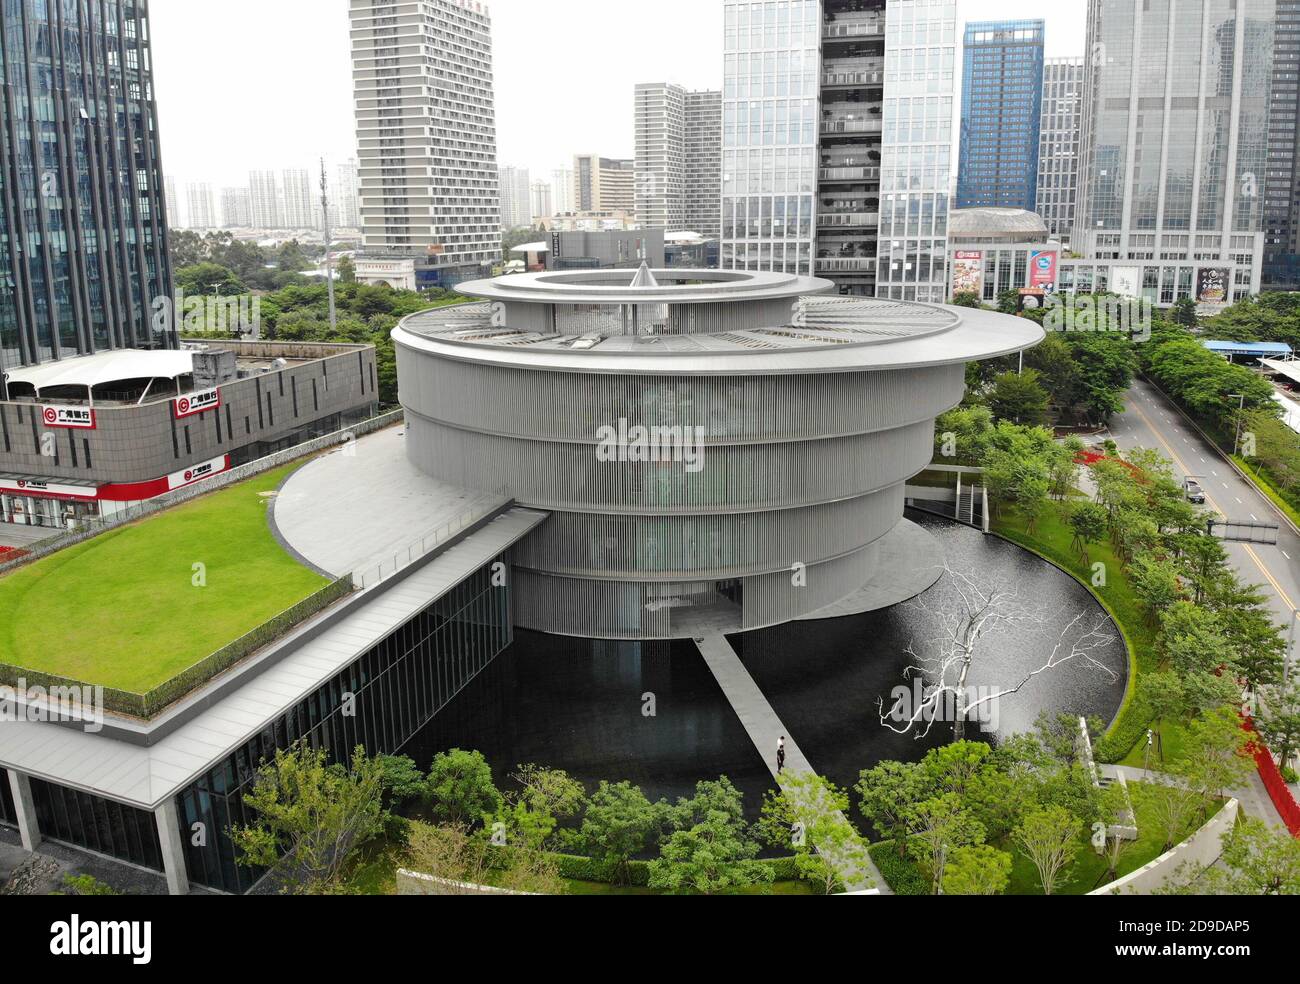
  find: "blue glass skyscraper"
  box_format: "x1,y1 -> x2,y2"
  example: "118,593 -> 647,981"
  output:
956,19 -> 1045,211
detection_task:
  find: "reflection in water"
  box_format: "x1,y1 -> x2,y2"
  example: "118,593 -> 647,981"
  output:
406,513 -> 1127,813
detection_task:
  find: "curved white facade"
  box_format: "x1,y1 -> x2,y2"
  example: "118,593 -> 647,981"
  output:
394,269 -> 1042,639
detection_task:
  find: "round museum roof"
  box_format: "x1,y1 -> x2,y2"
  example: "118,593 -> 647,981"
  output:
393,283 -> 1045,377
455,267 -> 834,306
948,207 -> 1051,240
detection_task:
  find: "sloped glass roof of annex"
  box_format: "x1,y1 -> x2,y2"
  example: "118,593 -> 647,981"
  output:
394,267 -> 1045,374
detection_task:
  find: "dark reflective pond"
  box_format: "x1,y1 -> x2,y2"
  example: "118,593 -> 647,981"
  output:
406,513 -> 1128,812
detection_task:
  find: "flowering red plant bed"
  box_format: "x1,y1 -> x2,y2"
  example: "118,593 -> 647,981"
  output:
0,545 -> 26,560
1243,716 -> 1300,837
1075,450 -> 1146,480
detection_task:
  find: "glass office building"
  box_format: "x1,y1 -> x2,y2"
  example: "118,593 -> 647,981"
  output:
176,559 -> 512,893
1075,0 -> 1274,301
0,0 -> 174,371
1036,58 -> 1084,247
956,20 -> 1045,211
1264,0 -> 1300,291
875,0 -> 957,302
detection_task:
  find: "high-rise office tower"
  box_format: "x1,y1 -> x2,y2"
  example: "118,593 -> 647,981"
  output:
635,83 -> 687,232
249,170 -> 282,228
333,159 -> 362,229
1036,58 -> 1084,247
876,0 -> 957,302
955,20 -> 1045,211
350,0 -> 501,289
1264,0 -> 1300,290
1075,0 -> 1273,302
684,89 -> 723,239
186,183 -> 218,229
635,83 -> 722,237
530,180 -> 553,223
280,169 -> 315,230
0,0 -> 174,368
573,154 -> 636,215
498,165 -> 532,228
721,0 -> 953,298
164,177 -> 182,231
552,167 -> 575,214
221,187 -> 253,229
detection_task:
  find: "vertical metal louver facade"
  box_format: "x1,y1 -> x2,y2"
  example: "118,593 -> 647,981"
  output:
0,0 -> 174,372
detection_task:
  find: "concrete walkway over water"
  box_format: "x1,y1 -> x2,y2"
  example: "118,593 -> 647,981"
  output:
695,634 -> 888,894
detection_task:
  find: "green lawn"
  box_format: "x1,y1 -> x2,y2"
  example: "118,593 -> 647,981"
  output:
0,462 -> 328,693
1006,783 -> 1223,896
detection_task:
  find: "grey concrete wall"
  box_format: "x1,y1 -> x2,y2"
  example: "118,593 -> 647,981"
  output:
0,347 -> 378,484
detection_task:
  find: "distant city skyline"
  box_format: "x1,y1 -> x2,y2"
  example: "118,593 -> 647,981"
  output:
151,0 -> 1085,189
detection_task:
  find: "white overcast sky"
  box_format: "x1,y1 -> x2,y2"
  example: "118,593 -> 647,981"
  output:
151,0 -> 1087,189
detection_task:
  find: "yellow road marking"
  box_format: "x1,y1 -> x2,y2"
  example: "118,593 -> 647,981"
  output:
1127,395 -> 1296,611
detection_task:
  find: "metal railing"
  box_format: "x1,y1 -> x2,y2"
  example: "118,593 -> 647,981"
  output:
821,118 -> 882,134
817,211 -> 880,227
350,497 -> 506,590
819,166 -> 881,182
822,69 -> 884,87
815,256 -> 876,271
823,16 -> 885,39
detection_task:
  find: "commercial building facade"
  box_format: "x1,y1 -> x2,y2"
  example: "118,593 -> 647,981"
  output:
1264,0 -> 1300,290
946,207 -> 1056,302
574,154 -> 636,216
634,83 -> 723,238
543,229 -> 665,270
349,0 -> 502,289
0,341 -> 378,530
1074,0 -> 1274,304
955,20 -> 1045,211
721,0 -> 956,300
0,0 -> 174,370
498,165 -> 532,229
1036,58 -> 1084,248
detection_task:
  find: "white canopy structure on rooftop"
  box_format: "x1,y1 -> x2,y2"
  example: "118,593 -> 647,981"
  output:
4,349 -> 195,396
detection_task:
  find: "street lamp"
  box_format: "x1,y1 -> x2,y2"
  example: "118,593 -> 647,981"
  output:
1228,392 -> 1246,456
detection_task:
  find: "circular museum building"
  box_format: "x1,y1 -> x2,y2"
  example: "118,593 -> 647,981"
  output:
393,267 -> 1042,640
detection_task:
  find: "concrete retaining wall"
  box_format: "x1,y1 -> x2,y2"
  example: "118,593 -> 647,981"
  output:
396,868 -> 536,896
1087,799 -> 1238,895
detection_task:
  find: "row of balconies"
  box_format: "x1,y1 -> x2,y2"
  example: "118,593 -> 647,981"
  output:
818,165 -> 881,183
821,115 -> 883,136
817,212 -> 879,228
823,11 -> 885,40
822,58 -> 885,89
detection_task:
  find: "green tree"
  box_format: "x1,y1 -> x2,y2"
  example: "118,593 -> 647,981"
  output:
856,760 -> 932,855
1013,804 -> 1080,896
907,793 -> 986,895
1256,677 -> 1300,772
493,763 -> 586,853
1170,297 -> 1199,328
941,844 -> 1012,895
578,781 -> 665,884
1173,709 -> 1253,811
951,290 -> 981,308
1138,671 -> 1186,761
336,254 -> 357,284
650,778 -> 771,895
987,369 -> 1050,425
424,748 -> 501,827
759,772 -> 872,895
229,742 -> 387,895
1068,502 -> 1108,562
1181,817 -> 1300,895
175,261 -> 246,297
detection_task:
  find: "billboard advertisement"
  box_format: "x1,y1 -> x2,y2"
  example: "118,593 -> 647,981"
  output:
1029,250 -> 1058,290
1196,267 -> 1229,304
1111,266 -> 1141,299
952,251 -> 983,297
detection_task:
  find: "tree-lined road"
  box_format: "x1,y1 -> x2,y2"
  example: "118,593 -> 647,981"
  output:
1105,377 -> 1300,651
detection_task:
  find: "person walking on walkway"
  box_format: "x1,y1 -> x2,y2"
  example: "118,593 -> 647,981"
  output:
777,736 -> 786,774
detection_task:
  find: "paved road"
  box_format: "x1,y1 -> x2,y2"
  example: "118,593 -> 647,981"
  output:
1106,377 -> 1300,637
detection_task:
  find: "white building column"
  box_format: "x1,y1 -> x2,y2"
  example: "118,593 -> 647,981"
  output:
7,770 -> 41,852
154,799 -> 190,896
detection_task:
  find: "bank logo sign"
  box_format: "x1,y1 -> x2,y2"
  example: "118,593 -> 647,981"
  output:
41,404 -> 96,430
167,455 -> 229,492
173,387 -> 221,419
